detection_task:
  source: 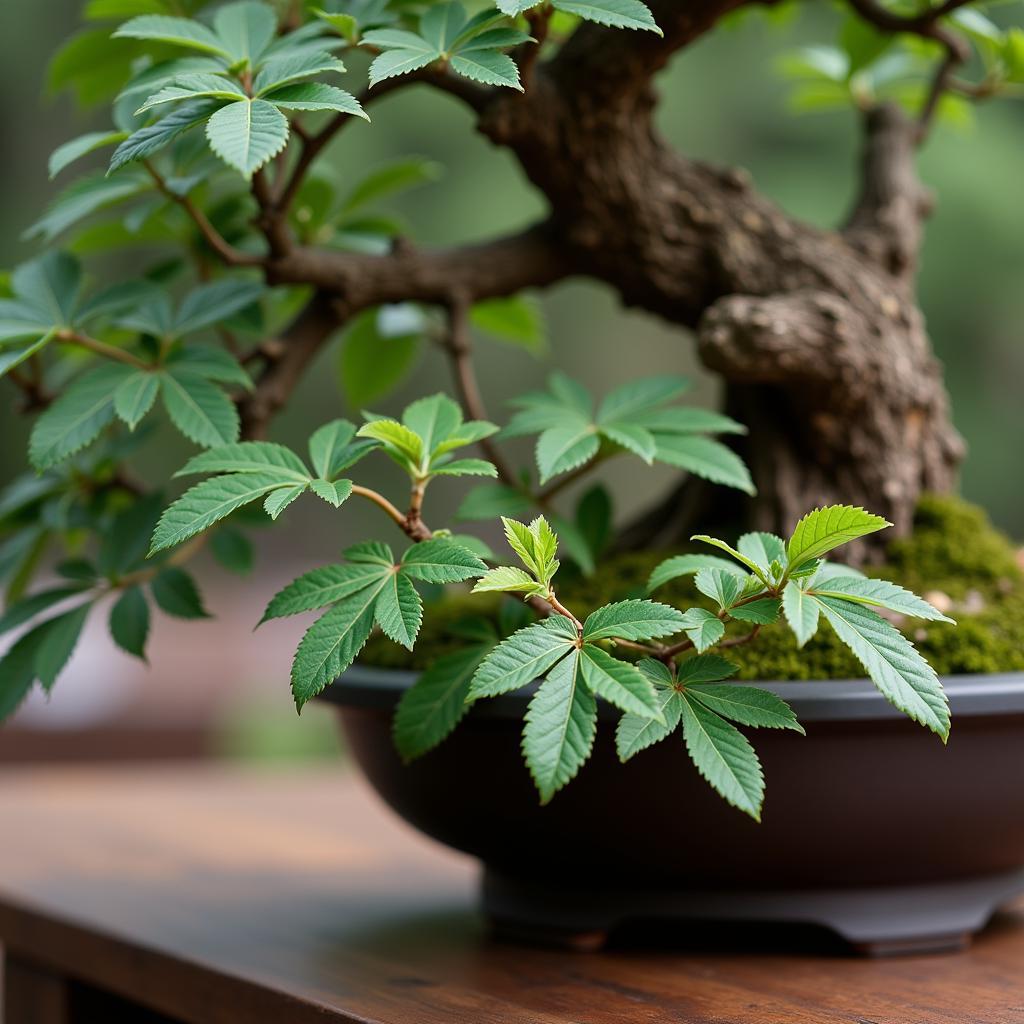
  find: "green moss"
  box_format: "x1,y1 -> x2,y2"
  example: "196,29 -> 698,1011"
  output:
361,494 -> 1024,680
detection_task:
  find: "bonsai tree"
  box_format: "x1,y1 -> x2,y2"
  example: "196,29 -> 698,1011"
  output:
7,0 -> 1021,813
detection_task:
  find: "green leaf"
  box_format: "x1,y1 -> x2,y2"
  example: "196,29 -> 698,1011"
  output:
109,586 -> 150,660
109,99 -> 219,172
736,531 -> 787,571
686,684 -> 804,733
291,582 -> 387,709
647,553 -> 746,592
522,649 -> 596,803
675,654 -> 738,685
363,30 -> 441,86
470,295 -> 545,353
150,567 -> 210,619
468,616 -> 576,698
811,576 -> 955,623
113,15 -> 232,58
344,540 -> 394,566
813,595 -> 950,739
678,607 -> 725,652
400,539 -> 486,583
29,173 -> 148,251
393,643 -> 491,761
633,406 -> 746,435
782,581 -> 819,648
50,130 -> 127,178
450,49 -> 522,89
264,82 -> 367,117
113,371 -> 160,429
313,8 -> 359,41
575,485 -> 612,563
29,362 -> 134,469
11,250 -> 82,325
374,571 -> 423,649
596,375 -> 689,423
135,74 -> 247,113
496,0 -> 544,14
403,393 -> 463,453
309,478 -> 353,508
694,567 -> 742,611
150,472 -> 290,553
176,441 -> 309,480
429,458 -> 497,478
0,334 -> 55,380
264,484 -> 306,520
210,528 -> 254,575
160,371 -> 240,447
839,15 -> 893,74
536,424 -> 600,484
679,691 -> 764,819
654,435 -> 755,494
254,51 -> 347,94
0,587 -> 86,635
97,495 -> 164,579
338,308 -> 422,410
34,603 -> 91,691
616,683 -> 682,761
342,158 -> 441,213
0,626 -> 49,719
357,419 -> 423,466
692,535 -> 771,586
307,420 -> 376,479
786,505 -> 890,569
472,566 -> 546,597
552,0 -> 661,34
213,1 -> 278,65
260,563 -> 390,622
600,421 -> 656,463
729,598 -> 781,625
430,421 -> 499,458
205,98 -> 289,177
579,644 -> 662,719
457,483 -> 532,521
583,599 -> 686,642
173,279 -> 265,336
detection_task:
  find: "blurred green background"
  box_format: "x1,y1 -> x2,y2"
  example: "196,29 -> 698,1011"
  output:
0,3 -> 1020,760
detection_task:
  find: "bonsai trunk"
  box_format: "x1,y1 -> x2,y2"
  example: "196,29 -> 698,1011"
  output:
258,2 -> 964,554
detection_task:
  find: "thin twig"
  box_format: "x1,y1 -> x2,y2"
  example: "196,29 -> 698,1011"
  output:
56,329 -> 150,370
846,0 -> 972,139
441,295 -> 519,486
144,161 -> 262,267
276,68 -> 493,215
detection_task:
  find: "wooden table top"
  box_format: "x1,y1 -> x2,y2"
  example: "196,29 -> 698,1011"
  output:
0,763 -> 1022,1024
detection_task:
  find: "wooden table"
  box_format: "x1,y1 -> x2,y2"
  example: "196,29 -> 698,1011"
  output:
0,765 -> 1022,1023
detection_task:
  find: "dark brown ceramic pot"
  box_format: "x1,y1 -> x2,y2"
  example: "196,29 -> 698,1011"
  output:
321,668 -> 1024,955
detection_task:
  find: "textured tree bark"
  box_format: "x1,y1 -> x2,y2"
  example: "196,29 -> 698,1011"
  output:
257,0 -> 964,552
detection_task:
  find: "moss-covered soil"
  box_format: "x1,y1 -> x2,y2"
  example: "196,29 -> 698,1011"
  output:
361,495 -> 1024,680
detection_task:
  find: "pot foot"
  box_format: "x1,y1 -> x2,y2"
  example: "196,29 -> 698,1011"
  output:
482,867 -> 1024,956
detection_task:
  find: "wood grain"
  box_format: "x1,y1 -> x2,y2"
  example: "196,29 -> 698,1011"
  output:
0,765 -> 1022,1023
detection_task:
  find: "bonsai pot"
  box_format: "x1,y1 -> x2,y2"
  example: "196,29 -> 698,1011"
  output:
321,666 -> 1024,955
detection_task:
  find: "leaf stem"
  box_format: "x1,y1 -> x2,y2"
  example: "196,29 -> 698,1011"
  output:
56,330 -> 150,371
441,294 -> 519,486
143,161 -> 262,267
351,484 -> 432,541
545,589 -> 583,632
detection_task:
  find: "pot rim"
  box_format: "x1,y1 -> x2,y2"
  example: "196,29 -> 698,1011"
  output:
321,665 -> 1024,722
